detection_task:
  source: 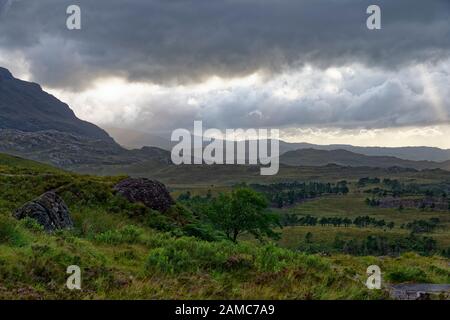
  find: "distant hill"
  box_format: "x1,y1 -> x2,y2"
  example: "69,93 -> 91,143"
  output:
0,67 -> 113,142
106,126 -> 450,163
280,148 -> 450,170
2,66 -> 449,174
278,141 -> 450,162
105,127 -> 171,150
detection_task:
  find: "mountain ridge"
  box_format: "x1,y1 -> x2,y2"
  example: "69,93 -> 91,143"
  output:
0,67 -> 171,169
280,148 -> 450,171
1,66 -> 450,173
106,127 -> 450,162
0,67 -> 113,142
278,142 -> 450,162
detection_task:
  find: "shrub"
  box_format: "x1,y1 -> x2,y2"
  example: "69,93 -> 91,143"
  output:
386,266 -> 429,283
182,223 -> 222,242
255,244 -> 294,272
146,247 -> 190,274
145,237 -> 244,274
95,225 -> 142,245
144,210 -> 173,232
20,217 -> 44,232
0,215 -> 27,246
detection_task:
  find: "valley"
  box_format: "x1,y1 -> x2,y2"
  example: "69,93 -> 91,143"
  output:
0,153 -> 449,299
0,67 -> 448,300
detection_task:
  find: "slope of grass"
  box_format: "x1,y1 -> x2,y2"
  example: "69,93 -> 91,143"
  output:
0,153 -> 448,299
274,193 -> 450,250
0,153 -> 63,175
81,161 -> 450,186
1,217 -> 448,299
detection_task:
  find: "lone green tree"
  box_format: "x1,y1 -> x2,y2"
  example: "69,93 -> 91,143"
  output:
208,188 -> 280,243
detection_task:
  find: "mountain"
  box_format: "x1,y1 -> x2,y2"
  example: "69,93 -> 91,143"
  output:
1,66 -> 449,173
104,127 -> 171,150
106,126 -> 450,163
0,67 -> 170,169
280,148 -> 450,170
278,141 -> 450,162
0,67 -> 113,142
104,126 -> 450,172
0,128 -> 171,170
0,129 -> 168,168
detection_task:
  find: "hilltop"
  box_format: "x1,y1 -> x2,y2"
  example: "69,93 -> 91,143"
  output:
0,67 -> 112,142
280,149 -> 450,171
0,68 -> 170,170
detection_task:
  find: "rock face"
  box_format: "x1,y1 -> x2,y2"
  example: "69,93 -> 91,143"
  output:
0,66 -> 177,184
0,67 -> 113,142
0,67 -> 173,171
114,178 -> 174,212
14,192 -> 73,232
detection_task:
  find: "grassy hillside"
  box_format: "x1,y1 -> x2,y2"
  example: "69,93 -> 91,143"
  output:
78,161 -> 450,187
0,153 -> 63,175
0,153 -> 448,299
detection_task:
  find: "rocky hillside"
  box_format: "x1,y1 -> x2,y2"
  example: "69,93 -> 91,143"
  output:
0,129 -> 171,169
0,67 -> 171,170
2,66 -> 449,174
0,67 -> 112,142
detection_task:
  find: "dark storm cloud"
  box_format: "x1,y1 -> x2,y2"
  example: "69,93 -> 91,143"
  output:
0,0 -> 448,89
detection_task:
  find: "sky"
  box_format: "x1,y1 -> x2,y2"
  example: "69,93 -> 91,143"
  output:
0,0 -> 449,148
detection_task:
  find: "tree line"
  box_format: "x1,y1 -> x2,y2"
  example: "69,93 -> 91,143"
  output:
249,181 -> 349,208
402,218 -> 440,234
280,214 -> 394,229
333,234 -> 438,256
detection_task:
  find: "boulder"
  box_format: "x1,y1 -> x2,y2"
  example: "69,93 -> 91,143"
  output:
114,178 -> 174,212
14,192 -> 73,232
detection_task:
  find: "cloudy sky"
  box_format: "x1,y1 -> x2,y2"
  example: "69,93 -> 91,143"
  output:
0,0 -> 449,147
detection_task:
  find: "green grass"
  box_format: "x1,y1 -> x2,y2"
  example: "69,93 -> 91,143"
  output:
0,153 -> 63,175
282,194 -> 449,226
80,160 -> 450,186
0,153 -> 448,299
274,192 -> 450,250
278,225 -> 409,249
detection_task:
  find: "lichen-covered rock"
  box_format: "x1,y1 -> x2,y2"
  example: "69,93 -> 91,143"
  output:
114,178 -> 174,212
14,192 -> 73,232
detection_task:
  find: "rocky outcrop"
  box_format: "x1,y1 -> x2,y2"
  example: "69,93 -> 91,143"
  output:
114,178 -> 174,212
14,192 -> 73,232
